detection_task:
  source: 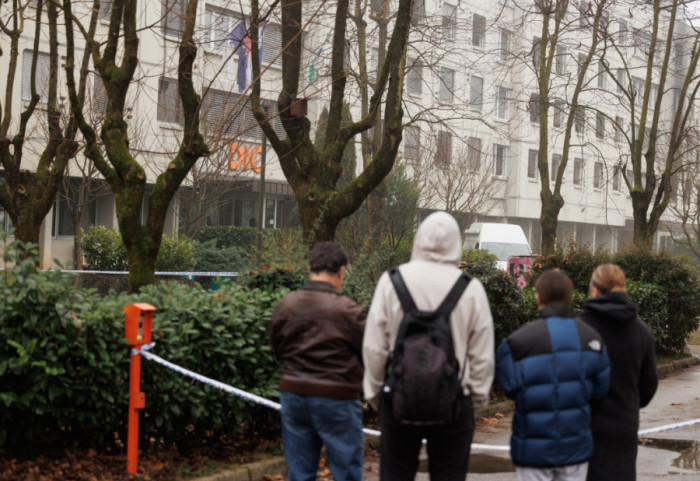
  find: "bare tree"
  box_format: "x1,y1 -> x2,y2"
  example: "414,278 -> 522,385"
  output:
0,0 -> 85,259
247,0 -> 414,246
63,0 -> 207,292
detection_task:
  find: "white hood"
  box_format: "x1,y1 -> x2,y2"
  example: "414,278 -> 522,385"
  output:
411,211 -> 462,265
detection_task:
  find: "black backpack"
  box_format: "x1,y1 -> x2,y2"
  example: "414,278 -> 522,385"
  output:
383,268 -> 471,425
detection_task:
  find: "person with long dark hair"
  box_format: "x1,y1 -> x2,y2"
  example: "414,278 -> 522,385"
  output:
578,264 -> 658,481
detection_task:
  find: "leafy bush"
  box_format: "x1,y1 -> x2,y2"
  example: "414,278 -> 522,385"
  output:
613,247 -> 700,352
462,249 -> 527,344
82,226 -> 197,273
529,242 -> 612,292
157,234 -> 196,272
626,280 -> 667,343
81,225 -> 128,271
239,265 -> 309,292
1,239 -> 285,456
194,226 -> 257,250
194,239 -> 253,273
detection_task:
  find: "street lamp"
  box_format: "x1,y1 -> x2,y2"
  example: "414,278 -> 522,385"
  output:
255,99 -> 270,264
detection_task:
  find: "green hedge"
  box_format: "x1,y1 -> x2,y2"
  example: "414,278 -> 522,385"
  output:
1,240 -> 284,456
82,226 -> 196,272
529,244 -> 700,353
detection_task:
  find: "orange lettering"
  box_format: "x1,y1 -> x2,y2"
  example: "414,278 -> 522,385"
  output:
228,143 -> 262,173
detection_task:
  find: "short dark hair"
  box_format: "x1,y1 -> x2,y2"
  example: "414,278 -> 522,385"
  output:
535,269 -> 574,306
309,242 -> 348,274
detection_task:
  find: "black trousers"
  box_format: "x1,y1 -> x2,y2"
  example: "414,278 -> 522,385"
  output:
380,396 -> 475,481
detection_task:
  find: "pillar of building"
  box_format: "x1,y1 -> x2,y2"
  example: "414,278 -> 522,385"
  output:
38,208 -> 53,269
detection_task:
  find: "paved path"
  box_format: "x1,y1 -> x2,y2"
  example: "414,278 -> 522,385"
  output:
362,355 -> 700,480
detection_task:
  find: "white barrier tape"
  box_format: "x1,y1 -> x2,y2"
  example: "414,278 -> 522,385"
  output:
54,269 -> 240,277
638,418 -> 700,436
135,343 -> 281,411
132,344 -> 700,451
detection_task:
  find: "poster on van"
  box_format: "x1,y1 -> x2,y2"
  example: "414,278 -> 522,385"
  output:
507,256 -> 533,289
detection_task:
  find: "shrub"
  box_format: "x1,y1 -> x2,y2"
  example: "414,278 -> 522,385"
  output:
614,247 -> 700,352
82,227 -> 197,273
194,239 -> 254,273
81,225 -> 128,271
462,249 -> 527,344
156,234 -> 196,272
529,242 -> 612,292
194,226 -> 257,250
626,280 -> 667,343
239,265 -> 309,292
1,239 -> 286,456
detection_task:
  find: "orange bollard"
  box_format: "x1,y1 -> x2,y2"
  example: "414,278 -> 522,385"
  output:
124,303 -> 156,476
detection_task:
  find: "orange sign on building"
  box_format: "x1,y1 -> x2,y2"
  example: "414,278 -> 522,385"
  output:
228,143 -> 262,173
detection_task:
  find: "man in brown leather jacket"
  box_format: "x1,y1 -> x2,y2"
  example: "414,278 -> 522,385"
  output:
270,242 -> 366,481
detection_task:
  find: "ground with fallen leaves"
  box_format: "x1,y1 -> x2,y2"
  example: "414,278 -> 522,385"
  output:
0,435 -> 282,481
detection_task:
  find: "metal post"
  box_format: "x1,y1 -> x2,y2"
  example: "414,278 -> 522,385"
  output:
256,100 -> 270,263
127,347 -> 145,475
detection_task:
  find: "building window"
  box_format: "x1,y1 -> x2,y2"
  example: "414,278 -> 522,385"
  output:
577,53 -> 587,80
0,206 -> 12,234
436,131 -> 452,167
574,158 -> 583,186
495,87 -> 510,120
52,191 -> 98,238
161,0 -> 185,37
158,77 -> 183,124
593,161 -> 603,189
618,19 -> 627,44
551,154 -> 562,180
369,47 -> 380,83
612,167 -> 621,191
633,29 -> 652,60
528,149 -> 538,179
470,76 -> 483,111
555,45 -> 567,74
404,125 -> 420,162
616,68 -> 625,93
261,24 -> 284,68
532,37 -> 541,70
98,0 -> 112,20
493,144 -> 507,177
597,60 -> 606,89
406,58 -> 423,95
529,93 -> 540,124
500,28 -> 512,61
439,67 -> 455,103
411,0 -> 425,24
467,137 -> 481,170
553,100 -> 565,128
596,111 -> 605,139
442,4 -> 457,39
574,106 -> 585,133
472,14 -> 486,48
614,116 -> 624,142
21,50 -> 50,103
200,90 -> 284,140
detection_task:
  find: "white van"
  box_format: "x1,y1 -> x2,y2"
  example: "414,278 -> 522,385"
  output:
463,223 -> 532,270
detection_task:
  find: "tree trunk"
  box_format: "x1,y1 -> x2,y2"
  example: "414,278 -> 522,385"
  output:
540,191 -> 564,255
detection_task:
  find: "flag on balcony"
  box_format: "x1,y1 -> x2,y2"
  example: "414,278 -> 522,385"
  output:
229,19 -> 265,94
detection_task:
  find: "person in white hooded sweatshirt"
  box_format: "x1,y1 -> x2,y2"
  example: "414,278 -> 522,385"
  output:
363,211 -> 495,481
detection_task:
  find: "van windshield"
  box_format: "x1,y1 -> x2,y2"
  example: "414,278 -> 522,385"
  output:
481,242 -> 532,260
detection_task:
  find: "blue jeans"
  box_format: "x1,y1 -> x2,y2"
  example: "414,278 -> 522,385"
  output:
279,391 -> 364,481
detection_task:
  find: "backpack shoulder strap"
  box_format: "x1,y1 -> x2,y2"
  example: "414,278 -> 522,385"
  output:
436,273 -> 472,316
388,268 -> 417,313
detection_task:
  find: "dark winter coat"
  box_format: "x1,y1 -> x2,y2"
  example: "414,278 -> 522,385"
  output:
269,280 -> 366,400
577,292 -> 658,481
496,303 -> 611,468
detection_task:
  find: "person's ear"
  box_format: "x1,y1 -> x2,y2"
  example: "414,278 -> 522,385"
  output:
535,292 -> 543,308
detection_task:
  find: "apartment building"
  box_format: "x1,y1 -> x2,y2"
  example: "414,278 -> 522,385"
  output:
0,0 -> 694,267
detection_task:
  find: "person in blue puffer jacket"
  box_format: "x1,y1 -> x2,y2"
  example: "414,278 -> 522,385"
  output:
496,270 -> 611,481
